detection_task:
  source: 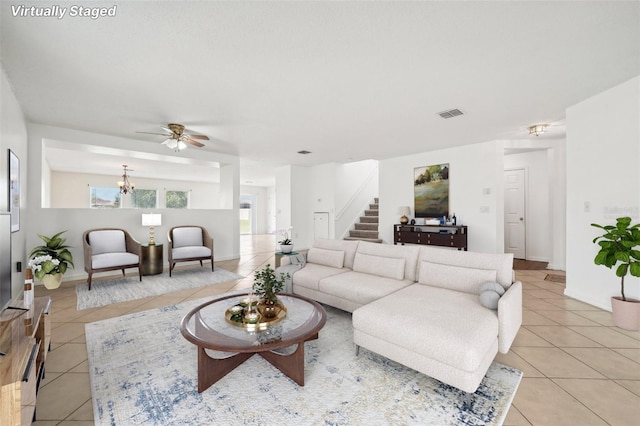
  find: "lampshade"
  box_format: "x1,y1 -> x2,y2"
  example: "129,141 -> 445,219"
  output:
141,213 -> 162,227
397,206 -> 411,216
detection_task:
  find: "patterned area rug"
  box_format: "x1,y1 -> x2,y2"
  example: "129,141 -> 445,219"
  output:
544,274 -> 566,284
76,268 -> 243,310
86,298 -> 523,425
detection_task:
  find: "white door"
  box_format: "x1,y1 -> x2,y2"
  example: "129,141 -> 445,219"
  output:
504,169 -> 526,259
314,212 -> 330,240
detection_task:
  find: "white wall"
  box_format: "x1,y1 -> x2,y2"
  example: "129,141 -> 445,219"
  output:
0,69 -> 29,301
26,124 -> 241,282
379,140 -> 505,253
565,76 -> 640,310
50,171 -> 222,209
504,150 -> 551,262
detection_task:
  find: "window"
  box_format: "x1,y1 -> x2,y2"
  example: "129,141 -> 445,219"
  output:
131,189 -> 158,209
166,190 -> 189,209
89,187 -> 121,208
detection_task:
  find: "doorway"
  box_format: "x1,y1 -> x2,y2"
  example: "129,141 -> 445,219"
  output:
504,168 -> 526,259
239,194 -> 255,235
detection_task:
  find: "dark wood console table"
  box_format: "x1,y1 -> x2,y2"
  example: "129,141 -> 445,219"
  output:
394,224 -> 468,251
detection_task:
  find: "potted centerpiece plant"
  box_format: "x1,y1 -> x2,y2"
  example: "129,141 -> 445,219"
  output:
591,217 -> 640,330
252,264 -> 289,318
28,231 -> 74,290
278,226 -> 294,253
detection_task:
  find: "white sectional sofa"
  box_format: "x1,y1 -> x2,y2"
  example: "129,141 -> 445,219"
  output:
284,239 -> 522,393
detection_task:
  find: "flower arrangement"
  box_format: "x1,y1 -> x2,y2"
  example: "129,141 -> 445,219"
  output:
277,226 -> 293,245
253,264 -> 289,303
28,231 -> 74,281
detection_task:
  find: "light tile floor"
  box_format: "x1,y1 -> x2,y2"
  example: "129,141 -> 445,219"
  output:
31,235 -> 639,425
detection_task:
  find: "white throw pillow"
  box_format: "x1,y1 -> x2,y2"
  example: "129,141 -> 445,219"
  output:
479,281 -> 505,296
418,261 -> 498,294
306,247 -> 345,269
480,290 -> 501,310
353,252 -> 405,280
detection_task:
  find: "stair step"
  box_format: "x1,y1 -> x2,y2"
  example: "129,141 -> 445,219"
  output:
355,223 -> 378,231
374,197 -> 379,203
364,209 -> 378,216
344,236 -> 383,243
360,216 -> 379,224
369,204 -> 379,210
349,230 -> 379,239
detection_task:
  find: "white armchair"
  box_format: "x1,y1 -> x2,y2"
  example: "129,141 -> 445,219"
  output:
83,228 -> 142,290
168,226 -> 214,277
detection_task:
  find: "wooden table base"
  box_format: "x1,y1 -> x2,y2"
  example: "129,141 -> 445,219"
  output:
196,333 -> 319,393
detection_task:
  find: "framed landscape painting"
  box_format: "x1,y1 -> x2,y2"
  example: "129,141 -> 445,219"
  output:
8,149 -> 20,232
414,163 -> 449,218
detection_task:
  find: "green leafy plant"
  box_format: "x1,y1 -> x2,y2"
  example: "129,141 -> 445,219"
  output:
591,217 -> 640,301
252,264 -> 289,303
28,231 -> 74,281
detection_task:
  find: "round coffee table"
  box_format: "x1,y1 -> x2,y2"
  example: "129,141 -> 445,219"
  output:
180,292 -> 327,393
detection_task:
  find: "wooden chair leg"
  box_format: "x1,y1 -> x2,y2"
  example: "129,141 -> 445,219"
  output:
138,268 -> 142,282
88,273 -> 92,290
170,263 -> 174,277
211,260 -> 214,272
122,269 -> 126,276
199,260 -> 203,267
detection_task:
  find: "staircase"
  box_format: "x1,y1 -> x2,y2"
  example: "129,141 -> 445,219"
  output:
344,198 -> 382,243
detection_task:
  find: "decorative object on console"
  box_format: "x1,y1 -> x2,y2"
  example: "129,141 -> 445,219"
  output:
28,230 -> 74,290
277,226 -> 294,253
414,163 -> 449,218
528,124 -> 548,136
141,213 -> 162,245
397,206 -> 411,225
253,264 -> 289,319
117,164 -> 135,194
591,216 -> 640,330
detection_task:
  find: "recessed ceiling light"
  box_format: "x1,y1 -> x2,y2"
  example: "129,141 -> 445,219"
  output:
297,150 -> 312,155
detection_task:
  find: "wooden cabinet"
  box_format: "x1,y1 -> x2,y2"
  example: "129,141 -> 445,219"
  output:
394,224 -> 468,251
0,297 -> 51,425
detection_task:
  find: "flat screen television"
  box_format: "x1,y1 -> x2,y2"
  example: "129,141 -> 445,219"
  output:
0,213 -> 12,313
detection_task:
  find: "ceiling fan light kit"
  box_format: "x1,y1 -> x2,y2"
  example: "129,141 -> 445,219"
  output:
136,123 -> 209,152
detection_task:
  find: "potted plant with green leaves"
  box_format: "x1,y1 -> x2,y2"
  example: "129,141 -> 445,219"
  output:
253,264 -> 289,319
591,216 -> 640,330
28,231 -> 74,290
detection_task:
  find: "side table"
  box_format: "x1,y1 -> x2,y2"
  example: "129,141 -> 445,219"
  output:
274,251 -> 299,268
141,243 -> 163,275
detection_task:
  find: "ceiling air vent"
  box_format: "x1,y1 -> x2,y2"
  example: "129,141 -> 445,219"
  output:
437,109 -> 464,119
297,150 -> 312,154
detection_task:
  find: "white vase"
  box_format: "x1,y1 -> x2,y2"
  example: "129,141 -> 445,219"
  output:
42,273 -> 63,290
611,296 -> 640,331
280,244 -> 293,254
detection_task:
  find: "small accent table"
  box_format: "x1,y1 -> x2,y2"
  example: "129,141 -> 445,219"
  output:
141,243 -> 163,275
275,251 -> 299,268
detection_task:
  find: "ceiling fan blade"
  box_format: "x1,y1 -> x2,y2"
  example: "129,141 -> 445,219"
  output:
185,134 -> 210,140
136,131 -> 172,136
183,136 -> 205,147
160,126 -> 174,134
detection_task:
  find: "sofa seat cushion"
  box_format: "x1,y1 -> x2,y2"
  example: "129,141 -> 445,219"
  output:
172,246 -> 212,260
292,263 -> 350,291
92,252 -> 139,269
89,230 -> 126,255
318,271 -> 413,306
353,284 -> 498,372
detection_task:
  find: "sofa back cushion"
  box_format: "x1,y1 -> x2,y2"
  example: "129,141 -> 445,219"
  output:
172,227 -> 203,248
307,247 -> 345,269
313,239 -> 360,269
418,246 -> 514,289
89,230 -> 126,255
353,252 -> 406,280
418,261 -> 497,294
355,241 -> 421,281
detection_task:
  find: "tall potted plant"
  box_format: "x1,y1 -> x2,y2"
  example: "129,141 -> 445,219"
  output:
253,264 -> 289,318
28,231 -> 74,290
591,216 -> 640,330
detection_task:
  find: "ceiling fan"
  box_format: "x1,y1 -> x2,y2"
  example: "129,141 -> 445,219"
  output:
137,123 -> 210,151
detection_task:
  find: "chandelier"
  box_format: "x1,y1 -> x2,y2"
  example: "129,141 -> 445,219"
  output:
117,165 -> 135,194
528,124 -> 548,136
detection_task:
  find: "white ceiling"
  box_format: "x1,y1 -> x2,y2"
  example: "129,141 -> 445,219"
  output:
1,1 -> 639,186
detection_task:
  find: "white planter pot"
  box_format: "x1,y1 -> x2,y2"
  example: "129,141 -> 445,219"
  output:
611,296 -> 640,331
279,245 -> 293,254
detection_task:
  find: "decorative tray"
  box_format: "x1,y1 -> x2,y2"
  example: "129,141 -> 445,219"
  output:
224,301 -> 287,330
